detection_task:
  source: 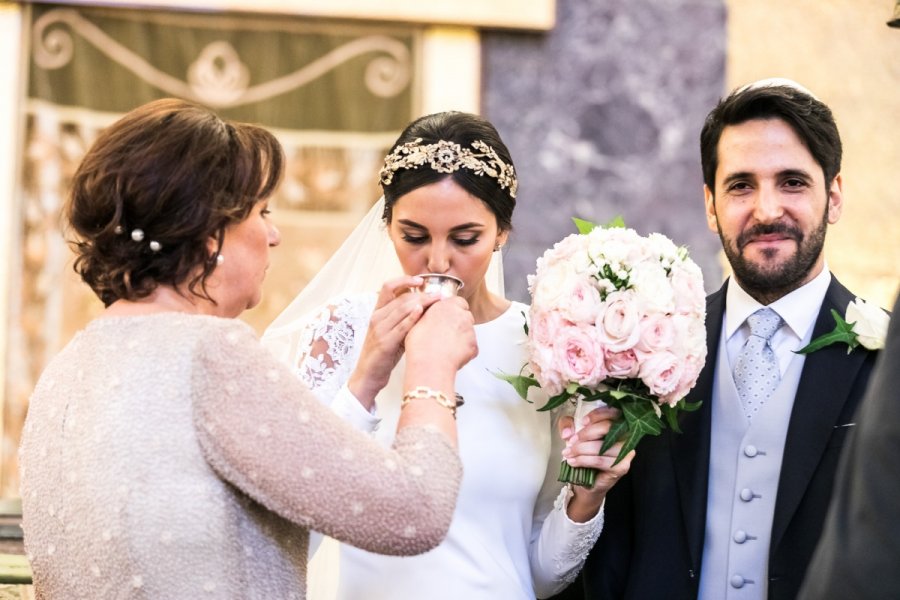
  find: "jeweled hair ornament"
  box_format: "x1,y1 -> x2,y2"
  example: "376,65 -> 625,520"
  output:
379,138 -> 518,199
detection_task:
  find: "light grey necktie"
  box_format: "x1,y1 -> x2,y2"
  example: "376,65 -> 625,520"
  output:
733,307 -> 784,421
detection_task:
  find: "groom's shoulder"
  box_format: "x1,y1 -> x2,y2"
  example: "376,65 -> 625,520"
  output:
705,280 -> 728,305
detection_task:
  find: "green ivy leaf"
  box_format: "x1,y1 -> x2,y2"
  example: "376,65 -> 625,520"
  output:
661,403 -> 680,433
572,217 -> 597,234
612,399 -> 664,464
795,309 -> 860,354
598,417 -> 630,455
604,215 -> 626,229
493,372 -> 539,401
537,390 -> 573,412
572,215 -> 626,237
679,398 -> 702,412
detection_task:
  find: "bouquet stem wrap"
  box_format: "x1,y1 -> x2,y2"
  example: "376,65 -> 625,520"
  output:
559,395 -> 607,487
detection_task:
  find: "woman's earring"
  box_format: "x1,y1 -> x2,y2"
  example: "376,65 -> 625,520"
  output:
216,254 -> 225,266
494,243 -> 502,252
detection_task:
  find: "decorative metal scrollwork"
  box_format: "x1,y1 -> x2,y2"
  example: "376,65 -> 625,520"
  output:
32,8 -> 412,107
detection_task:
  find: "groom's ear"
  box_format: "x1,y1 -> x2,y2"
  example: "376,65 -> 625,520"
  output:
826,173 -> 843,224
703,185 -> 718,233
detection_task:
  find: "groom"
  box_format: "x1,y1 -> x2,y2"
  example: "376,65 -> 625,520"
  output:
580,80 -> 880,599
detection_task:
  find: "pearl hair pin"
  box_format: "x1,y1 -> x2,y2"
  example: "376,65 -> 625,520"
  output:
122,227 -> 161,252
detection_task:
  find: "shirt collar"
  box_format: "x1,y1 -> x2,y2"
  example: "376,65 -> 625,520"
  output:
724,263 -> 832,342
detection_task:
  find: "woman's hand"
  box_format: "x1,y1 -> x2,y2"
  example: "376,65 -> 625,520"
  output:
558,406 -> 635,522
348,276 -> 439,408
399,297 -> 476,446
405,296 -> 478,374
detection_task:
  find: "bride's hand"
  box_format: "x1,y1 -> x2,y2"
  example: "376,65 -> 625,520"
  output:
558,407 -> 635,522
348,276 -> 439,408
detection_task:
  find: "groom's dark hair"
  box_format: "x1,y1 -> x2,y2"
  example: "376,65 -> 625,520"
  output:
700,83 -> 843,194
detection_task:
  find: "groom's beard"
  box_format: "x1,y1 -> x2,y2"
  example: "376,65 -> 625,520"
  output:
719,209 -> 828,302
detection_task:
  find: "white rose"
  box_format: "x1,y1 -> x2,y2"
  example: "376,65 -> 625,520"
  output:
587,227 -> 641,266
845,297 -> 890,350
533,261 -> 578,308
646,232 -> 679,265
629,261 -> 675,313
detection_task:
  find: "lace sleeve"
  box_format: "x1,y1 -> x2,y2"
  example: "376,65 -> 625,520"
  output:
287,294 -> 376,406
530,405 -> 605,598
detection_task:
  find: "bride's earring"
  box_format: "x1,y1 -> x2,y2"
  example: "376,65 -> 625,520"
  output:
216,254 -> 225,266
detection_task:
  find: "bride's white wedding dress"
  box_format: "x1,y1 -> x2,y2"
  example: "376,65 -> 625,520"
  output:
281,293 -> 604,599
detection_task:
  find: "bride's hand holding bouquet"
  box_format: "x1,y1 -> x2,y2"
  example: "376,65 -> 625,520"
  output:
557,405 -> 635,519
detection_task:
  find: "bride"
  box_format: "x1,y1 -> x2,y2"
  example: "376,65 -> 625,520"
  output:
263,111 -> 633,599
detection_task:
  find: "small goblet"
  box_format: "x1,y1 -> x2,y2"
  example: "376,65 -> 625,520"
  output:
412,273 -> 464,298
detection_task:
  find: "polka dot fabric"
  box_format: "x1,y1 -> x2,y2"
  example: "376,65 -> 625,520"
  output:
733,307 -> 784,421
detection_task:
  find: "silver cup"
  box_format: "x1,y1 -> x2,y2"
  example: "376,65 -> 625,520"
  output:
412,273 -> 464,298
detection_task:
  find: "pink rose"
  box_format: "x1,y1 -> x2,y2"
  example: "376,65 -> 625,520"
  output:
596,291 -> 643,352
638,350 -> 683,398
657,353 -> 705,406
558,278 -> 602,323
554,325 -> 607,388
530,309 -> 565,346
604,348 -> 640,378
636,313 -> 676,353
529,345 -> 565,397
670,262 -> 706,314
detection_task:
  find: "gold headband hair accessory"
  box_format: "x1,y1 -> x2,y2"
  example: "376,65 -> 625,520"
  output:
379,138 -> 518,199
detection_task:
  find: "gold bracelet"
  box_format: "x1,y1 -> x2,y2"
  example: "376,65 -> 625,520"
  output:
401,386 -> 459,418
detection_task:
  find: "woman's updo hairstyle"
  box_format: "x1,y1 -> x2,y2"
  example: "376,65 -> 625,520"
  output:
379,111 -> 516,232
65,98 -> 283,306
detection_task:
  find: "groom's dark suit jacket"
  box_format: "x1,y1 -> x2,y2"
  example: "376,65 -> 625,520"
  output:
581,276 -> 880,600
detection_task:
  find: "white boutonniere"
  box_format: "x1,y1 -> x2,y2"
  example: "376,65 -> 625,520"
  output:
797,297 -> 889,354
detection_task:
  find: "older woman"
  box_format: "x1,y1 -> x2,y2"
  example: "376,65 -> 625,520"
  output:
18,98 -> 476,599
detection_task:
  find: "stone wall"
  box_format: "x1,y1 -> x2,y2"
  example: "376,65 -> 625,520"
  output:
483,0 -> 727,302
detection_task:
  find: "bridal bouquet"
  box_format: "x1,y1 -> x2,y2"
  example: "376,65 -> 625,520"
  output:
500,218 -> 707,487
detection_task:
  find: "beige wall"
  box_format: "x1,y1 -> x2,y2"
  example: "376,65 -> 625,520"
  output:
725,0 -> 900,309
